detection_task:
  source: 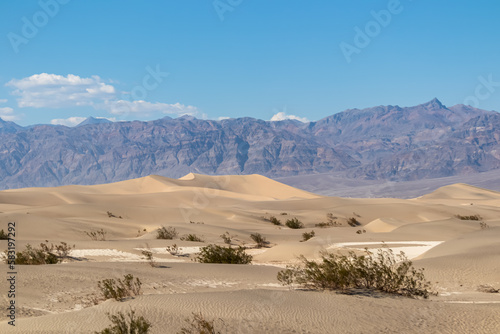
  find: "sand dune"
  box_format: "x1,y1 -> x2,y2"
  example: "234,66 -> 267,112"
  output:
0,175 -> 499,333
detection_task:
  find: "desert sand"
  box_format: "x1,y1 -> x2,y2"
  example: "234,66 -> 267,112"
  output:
0,174 -> 499,333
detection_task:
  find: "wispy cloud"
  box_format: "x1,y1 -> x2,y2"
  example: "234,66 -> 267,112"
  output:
0,99 -> 19,121
6,73 -> 201,118
50,117 -> 87,127
270,111 -> 309,123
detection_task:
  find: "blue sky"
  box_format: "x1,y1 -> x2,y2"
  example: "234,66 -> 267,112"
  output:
1,0 -> 500,126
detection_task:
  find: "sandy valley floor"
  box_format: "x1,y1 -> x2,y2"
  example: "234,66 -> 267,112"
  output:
0,173 -> 499,333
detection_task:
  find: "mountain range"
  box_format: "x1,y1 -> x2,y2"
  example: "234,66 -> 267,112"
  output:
1,98 -> 499,190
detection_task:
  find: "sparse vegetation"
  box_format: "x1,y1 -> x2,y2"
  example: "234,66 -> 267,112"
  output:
220,232 -> 235,245
141,245 -> 156,267
250,233 -> 268,248
189,221 -> 204,225
97,274 -> 142,301
178,312 -> 226,334
95,310 -> 151,334
455,214 -> 482,221
166,244 -> 179,256
301,230 -> 315,242
0,229 -> 8,240
269,216 -> 282,226
4,241 -> 74,265
477,284 -> 499,293
285,218 -> 304,229
280,212 -> 288,215
180,234 -> 205,242
107,211 -> 123,219
277,249 -> 432,298
156,226 -> 178,240
196,244 -> 252,264
479,221 -> 490,229
85,228 -> 107,241
347,217 -> 361,227
356,229 -> 367,234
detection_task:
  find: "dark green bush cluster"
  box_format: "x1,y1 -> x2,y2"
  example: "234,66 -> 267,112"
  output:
97,274 -> 142,301
250,233 -> 268,248
178,312 -> 226,334
157,226 -> 178,240
277,249 -> 432,298
269,216 -> 282,226
95,310 -> 151,334
301,230 -> 315,242
455,214 -> 482,221
180,234 -> 205,242
196,244 -> 252,264
4,241 -> 73,265
285,218 -> 304,229
347,217 -> 361,227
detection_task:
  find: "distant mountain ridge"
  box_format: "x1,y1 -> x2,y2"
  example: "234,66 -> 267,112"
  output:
1,99 -> 499,189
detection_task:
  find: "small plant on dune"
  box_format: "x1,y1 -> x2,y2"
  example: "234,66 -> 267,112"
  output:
250,233 -> 268,248
141,245 -> 156,268
477,284 -> 499,293
166,244 -> 179,256
220,232 -> 235,245
301,230 -> 315,242
269,216 -> 282,226
4,244 -> 58,265
178,312 -> 227,334
196,244 -> 252,264
280,212 -> 288,215
0,229 -> 8,240
95,309 -> 151,334
180,234 -> 205,242
285,218 -> 304,229
189,221 -> 204,224
107,211 -> 123,219
455,214 -> 482,221
316,213 -> 341,228
479,221 -> 490,229
356,229 -> 367,234
85,228 -> 107,241
277,248 -> 432,298
97,274 -> 142,301
156,226 -> 179,240
39,241 -> 74,262
347,217 -> 361,227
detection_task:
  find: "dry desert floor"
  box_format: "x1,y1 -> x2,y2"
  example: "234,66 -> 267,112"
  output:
0,173 -> 499,333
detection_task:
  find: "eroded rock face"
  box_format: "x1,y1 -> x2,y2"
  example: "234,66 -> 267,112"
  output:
1,99 -> 499,189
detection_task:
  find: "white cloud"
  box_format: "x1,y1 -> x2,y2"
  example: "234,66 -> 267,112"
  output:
218,116 -> 231,120
0,107 -> 19,121
103,100 -> 199,117
0,99 -> 7,104
270,111 -> 309,123
50,117 -> 87,127
7,73 -> 116,108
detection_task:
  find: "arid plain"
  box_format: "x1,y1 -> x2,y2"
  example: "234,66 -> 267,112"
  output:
0,173 -> 499,333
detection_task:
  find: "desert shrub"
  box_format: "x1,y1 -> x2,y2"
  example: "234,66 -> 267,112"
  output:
220,232 -> 233,245
315,221 -> 340,228
285,218 -> 304,229
479,222 -> 490,229
180,234 -> 205,242
347,217 -> 361,227
5,241 -> 73,265
477,285 -> 499,293
277,249 -> 432,298
189,221 -> 204,224
141,250 -> 156,268
250,233 -> 267,248
178,312 -> 226,334
97,274 -> 142,301
356,229 -> 367,234
0,229 -> 8,240
95,310 -> 151,334
455,214 -> 482,221
166,244 -> 179,256
107,211 -> 123,219
280,212 -> 288,215
301,230 -> 315,242
85,228 -> 107,241
157,226 -> 178,240
269,216 -> 282,226
196,245 -> 252,264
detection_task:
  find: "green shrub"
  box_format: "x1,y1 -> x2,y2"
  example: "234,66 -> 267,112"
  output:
455,214 -> 481,221
95,310 -> 151,334
97,274 -> 142,301
180,234 -> 205,242
347,217 -> 361,227
277,249 -> 432,298
196,245 -> 252,264
301,230 -> 315,242
285,218 -> 304,229
0,229 -> 8,240
250,233 -> 268,248
157,226 -> 178,240
269,216 -> 282,226
178,312 -> 226,334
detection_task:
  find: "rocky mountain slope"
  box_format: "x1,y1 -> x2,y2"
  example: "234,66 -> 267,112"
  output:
1,99 -> 499,189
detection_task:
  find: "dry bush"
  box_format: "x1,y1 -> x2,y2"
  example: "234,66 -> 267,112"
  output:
250,233 -> 268,248
157,226 -> 179,240
178,312 -> 226,334
455,214 -> 482,221
196,245 -> 252,264
85,228 -> 107,241
347,217 -> 361,227
269,216 -> 282,226
95,309 -> 151,334
180,234 -> 205,242
4,241 -> 73,265
97,274 -> 142,301
277,249 -> 433,298
285,218 -> 304,229
301,230 -> 315,242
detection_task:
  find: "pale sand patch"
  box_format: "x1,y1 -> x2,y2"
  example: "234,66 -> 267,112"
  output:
329,241 -> 444,259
